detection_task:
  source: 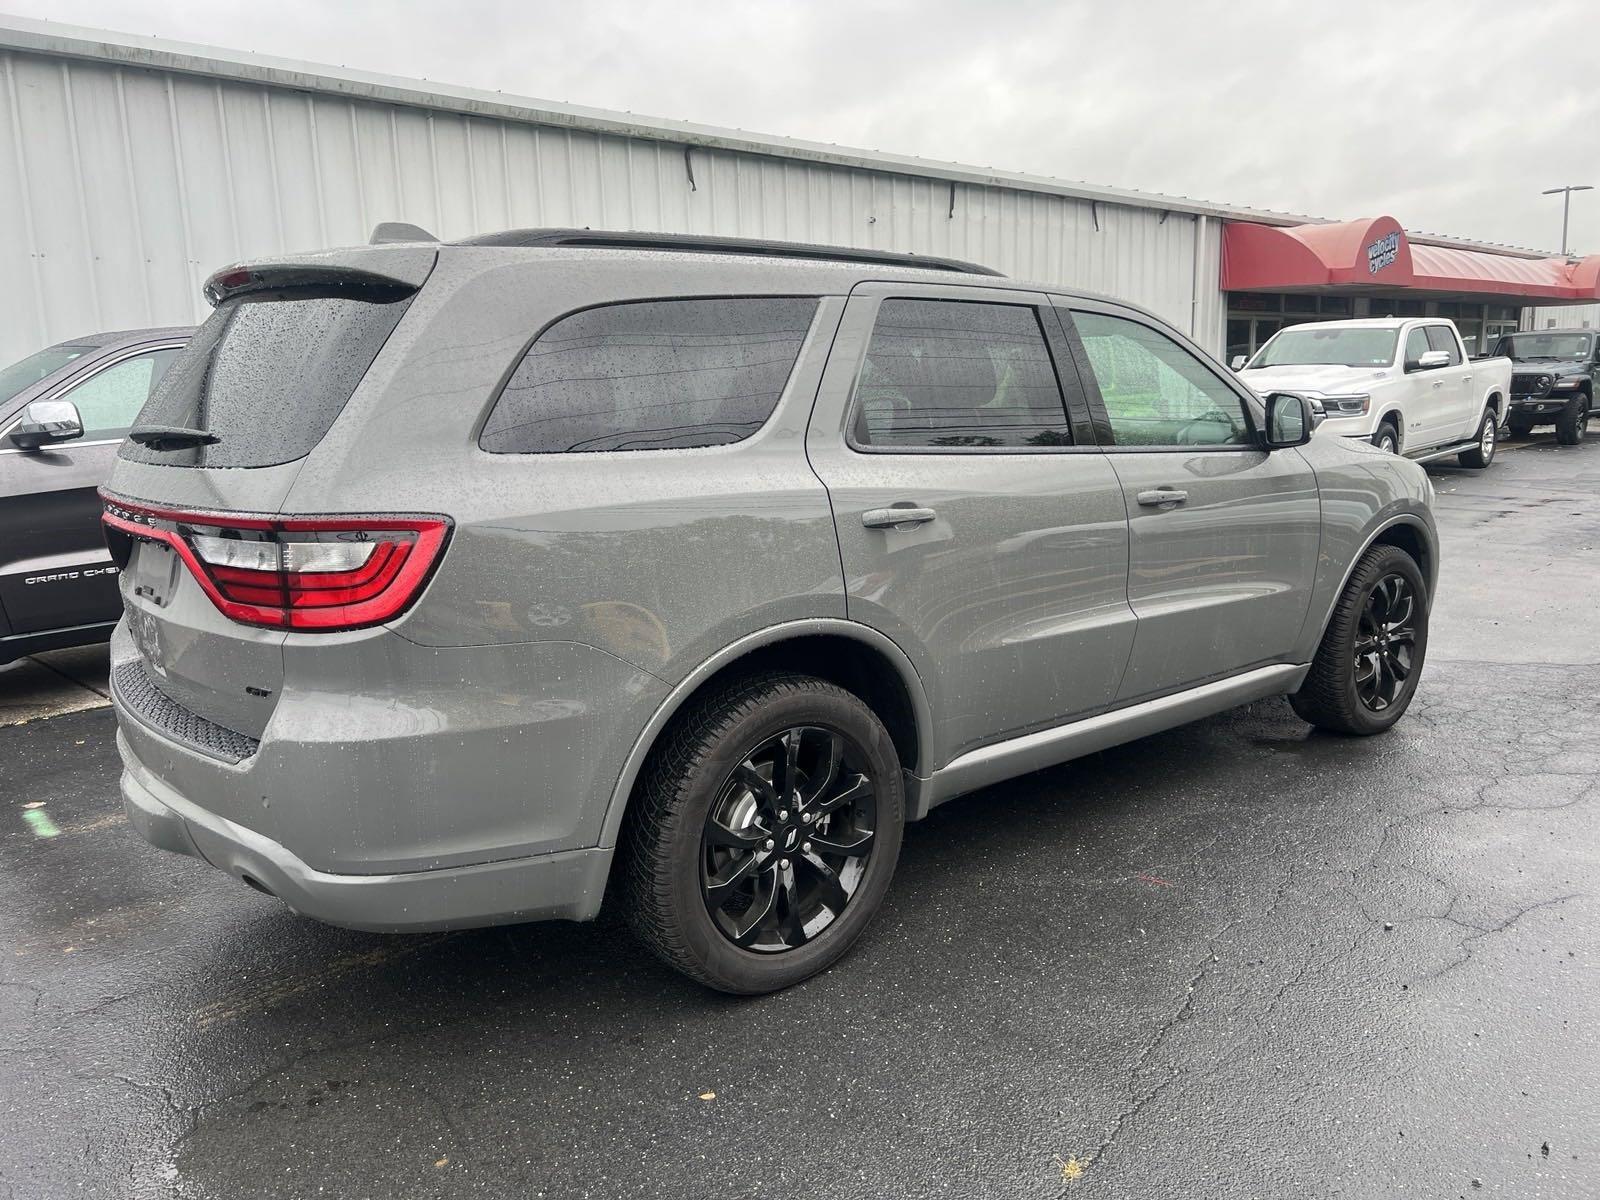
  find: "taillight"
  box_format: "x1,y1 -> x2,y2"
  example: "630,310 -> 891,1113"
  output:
101,493 -> 450,631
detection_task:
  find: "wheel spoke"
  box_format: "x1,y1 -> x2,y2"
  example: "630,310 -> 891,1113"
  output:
805,733 -> 843,809
806,827 -> 873,857
778,870 -> 808,947
731,875 -> 779,946
704,850 -> 763,910
705,818 -> 766,850
773,729 -> 801,800
734,762 -> 777,807
1386,591 -> 1414,629
815,774 -> 872,817
797,852 -> 850,913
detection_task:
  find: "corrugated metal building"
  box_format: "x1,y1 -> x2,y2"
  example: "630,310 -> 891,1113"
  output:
2,15 -> 1595,369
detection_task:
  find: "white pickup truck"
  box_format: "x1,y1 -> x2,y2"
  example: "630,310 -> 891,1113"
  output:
1235,318 -> 1513,468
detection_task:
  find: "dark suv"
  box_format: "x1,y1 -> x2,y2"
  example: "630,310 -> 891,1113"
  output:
1497,329 -> 1598,444
0,328 -> 190,664
105,229 -> 1437,993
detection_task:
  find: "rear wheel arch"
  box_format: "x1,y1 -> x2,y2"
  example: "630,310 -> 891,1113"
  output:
599,621 -> 932,852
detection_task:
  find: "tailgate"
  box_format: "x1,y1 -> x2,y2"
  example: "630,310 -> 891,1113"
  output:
106,462 -> 302,741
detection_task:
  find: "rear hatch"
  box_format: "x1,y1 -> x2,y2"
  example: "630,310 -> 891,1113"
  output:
104,247 -> 436,741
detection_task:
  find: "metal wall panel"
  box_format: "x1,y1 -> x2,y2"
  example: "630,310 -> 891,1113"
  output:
0,46 -> 1227,365
1522,303 -> 1600,332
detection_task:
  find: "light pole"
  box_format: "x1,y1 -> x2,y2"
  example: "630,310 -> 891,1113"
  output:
1542,184 -> 1593,256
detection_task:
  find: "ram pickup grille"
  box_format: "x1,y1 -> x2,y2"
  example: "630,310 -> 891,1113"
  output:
1511,373 -> 1550,397
111,660 -> 261,763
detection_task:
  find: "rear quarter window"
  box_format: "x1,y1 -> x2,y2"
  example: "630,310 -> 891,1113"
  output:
480,297 -> 819,453
119,289 -> 413,468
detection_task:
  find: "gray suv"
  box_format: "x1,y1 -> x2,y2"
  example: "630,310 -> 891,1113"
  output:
104,229 -> 1437,993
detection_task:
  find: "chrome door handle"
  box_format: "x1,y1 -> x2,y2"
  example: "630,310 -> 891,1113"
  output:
862,506 -> 937,529
1136,488 -> 1188,507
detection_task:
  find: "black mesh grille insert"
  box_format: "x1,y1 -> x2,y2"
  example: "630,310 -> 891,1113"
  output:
112,660 -> 261,763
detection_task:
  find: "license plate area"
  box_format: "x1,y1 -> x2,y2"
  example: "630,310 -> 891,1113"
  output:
129,539 -> 181,609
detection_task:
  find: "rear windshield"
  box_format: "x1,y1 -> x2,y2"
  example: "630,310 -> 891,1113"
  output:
1,344 -> 95,406
1251,327 -> 1398,368
119,289 -> 412,468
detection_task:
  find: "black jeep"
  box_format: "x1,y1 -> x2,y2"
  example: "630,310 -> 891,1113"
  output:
1496,329 -> 1598,445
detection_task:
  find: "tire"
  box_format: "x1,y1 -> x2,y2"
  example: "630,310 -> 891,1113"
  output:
1373,422 -> 1399,454
1554,396 -> 1589,446
1289,544 -> 1429,736
620,672 -> 905,994
1508,417 -> 1534,439
1457,408 -> 1497,468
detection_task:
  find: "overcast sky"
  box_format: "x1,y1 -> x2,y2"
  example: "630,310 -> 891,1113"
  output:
15,0 -> 1600,253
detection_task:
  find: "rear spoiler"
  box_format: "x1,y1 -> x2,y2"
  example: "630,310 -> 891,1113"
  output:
202,246 -> 437,307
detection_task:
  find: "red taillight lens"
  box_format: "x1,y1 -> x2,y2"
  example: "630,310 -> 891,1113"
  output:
101,493 -> 450,631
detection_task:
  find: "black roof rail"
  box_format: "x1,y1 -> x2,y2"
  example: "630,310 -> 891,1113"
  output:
450,228 -> 1005,276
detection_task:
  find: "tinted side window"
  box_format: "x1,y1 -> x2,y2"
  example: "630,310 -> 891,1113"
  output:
852,299 -> 1070,450
62,349 -> 180,439
1073,312 -> 1251,447
481,297 -> 817,454
1424,325 -> 1461,364
1404,327 -> 1430,367
121,291 -> 413,468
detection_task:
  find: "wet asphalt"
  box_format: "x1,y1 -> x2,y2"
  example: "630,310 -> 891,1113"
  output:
2,431 -> 1598,1200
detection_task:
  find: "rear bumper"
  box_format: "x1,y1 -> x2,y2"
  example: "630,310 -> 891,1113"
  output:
120,730 -> 612,931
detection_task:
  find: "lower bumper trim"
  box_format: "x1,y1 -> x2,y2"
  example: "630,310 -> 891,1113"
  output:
119,731 -> 613,932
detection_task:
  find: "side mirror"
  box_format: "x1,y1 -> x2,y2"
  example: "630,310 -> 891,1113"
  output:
1262,392 -> 1316,449
7,399 -> 84,452
1229,354 -> 1247,371
1406,349 -> 1451,373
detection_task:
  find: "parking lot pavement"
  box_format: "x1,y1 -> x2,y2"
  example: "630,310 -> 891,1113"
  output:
0,644 -> 110,726
3,432 -> 1597,1200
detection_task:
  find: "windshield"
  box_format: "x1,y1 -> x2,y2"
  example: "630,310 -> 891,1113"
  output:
0,344 -> 94,406
1251,327 -> 1398,368
1495,332 -> 1594,361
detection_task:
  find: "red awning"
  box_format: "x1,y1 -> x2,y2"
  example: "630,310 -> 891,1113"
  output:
1222,216 -> 1600,302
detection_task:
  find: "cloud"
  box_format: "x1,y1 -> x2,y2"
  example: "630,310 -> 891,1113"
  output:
19,0 -> 1600,251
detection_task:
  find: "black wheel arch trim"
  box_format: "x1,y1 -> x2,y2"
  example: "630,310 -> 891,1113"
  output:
1306,515 -> 1437,655
597,618 -> 934,851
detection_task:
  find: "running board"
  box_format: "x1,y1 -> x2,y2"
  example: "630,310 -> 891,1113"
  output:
907,662 -> 1308,818
1405,439 -> 1481,465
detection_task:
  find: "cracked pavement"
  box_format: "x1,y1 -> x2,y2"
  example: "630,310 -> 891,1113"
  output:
2,431 -> 1597,1198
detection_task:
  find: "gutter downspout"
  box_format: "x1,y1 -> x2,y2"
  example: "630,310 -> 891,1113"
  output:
1190,213 -> 1207,343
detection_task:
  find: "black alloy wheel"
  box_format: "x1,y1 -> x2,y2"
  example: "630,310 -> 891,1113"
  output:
622,672 -> 904,994
1290,543 -> 1429,736
1352,573 -> 1418,713
701,726 -> 876,951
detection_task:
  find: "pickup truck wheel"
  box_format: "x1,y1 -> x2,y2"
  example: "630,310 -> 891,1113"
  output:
1373,423 -> 1399,454
620,672 -> 904,994
1457,410 -> 1497,468
1289,544 -> 1429,736
1507,417 -> 1535,438
1554,397 -> 1589,446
